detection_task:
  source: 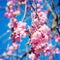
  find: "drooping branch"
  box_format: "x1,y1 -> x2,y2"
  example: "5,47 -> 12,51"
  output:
0,49 -> 31,60
44,0 -> 56,18
44,0 -> 60,35
22,2 -> 27,22
51,0 -> 56,10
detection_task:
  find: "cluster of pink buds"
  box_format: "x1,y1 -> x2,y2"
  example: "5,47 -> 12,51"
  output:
1,0 -> 27,59
10,21 -> 27,42
28,1 -> 53,60
31,10 -> 47,27
5,0 -> 27,43
5,0 -> 20,18
8,43 -> 19,54
2,43 -> 19,56
55,33 -> 60,42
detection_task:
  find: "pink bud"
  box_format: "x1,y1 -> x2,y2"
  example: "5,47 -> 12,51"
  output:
44,53 -> 48,56
37,4 -> 40,8
55,48 -> 60,54
7,1 -> 13,6
9,5 -> 13,9
8,13 -> 12,18
9,46 -> 14,51
38,0 -> 42,2
5,12 -> 9,17
7,50 -> 13,55
55,37 -> 60,42
10,9 -> 14,13
37,9 -> 41,13
13,43 -> 19,50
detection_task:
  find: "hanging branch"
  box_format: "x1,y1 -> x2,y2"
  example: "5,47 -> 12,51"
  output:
22,3 -> 27,22
0,49 -> 31,60
44,0 -> 60,36
44,0 -> 56,32
51,0 -> 56,10
29,0 -> 35,11
44,0 -> 56,18
44,0 -> 56,34
55,12 -> 60,35
19,1 -> 60,59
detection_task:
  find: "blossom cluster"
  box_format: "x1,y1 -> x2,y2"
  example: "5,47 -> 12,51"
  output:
0,0 -> 60,60
1,0 -> 27,59
28,1 -> 60,60
8,18 -> 27,42
29,10 -> 52,60
5,0 -> 27,43
55,33 -> 60,42
3,43 -> 19,56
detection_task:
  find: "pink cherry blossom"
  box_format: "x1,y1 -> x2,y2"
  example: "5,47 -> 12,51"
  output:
8,18 -> 18,29
13,43 -> 19,50
7,50 -> 13,55
38,24 -> 50,34
7,1 -> 13,6
13,10 -> 20,16
38,0 -> 42,2
55,33 -> 60,42
55,48 -> 60,54
38,12 -> 47,23
17,21 -> 26,29
55,37 -> 60,42
9,46 -> 14,51
29,52 -> 35,60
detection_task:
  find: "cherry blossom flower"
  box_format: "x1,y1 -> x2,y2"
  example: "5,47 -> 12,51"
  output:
7,1 -> 13,6
38,0 -> 42,2
7,50 -> 13,55
29,52 -> 35,60
55,48 -> 60,54
55,33 -> 60,42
